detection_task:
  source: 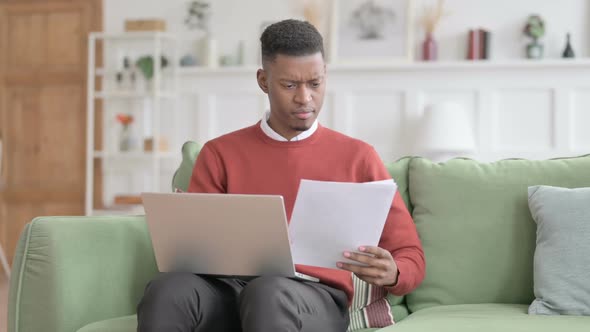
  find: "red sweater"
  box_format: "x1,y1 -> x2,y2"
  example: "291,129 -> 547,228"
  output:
188,123 -> 425,302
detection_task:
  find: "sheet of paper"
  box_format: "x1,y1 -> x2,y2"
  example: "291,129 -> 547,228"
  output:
288,179 -> 397,269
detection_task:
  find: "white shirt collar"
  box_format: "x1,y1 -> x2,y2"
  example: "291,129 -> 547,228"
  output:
260,111 -> 318,142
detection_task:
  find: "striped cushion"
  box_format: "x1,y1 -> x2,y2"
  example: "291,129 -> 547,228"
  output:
348,275 -> 395,331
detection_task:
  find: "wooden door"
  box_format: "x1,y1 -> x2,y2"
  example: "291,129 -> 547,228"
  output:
0,0 -> 102,264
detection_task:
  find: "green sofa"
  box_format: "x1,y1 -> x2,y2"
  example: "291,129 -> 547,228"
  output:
8,142 -> 590,331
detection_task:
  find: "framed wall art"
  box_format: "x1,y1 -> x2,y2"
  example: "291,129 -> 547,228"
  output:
330,0 -> 414,64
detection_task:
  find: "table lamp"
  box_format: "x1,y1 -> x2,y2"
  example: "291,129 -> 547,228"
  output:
415,102 -> 476,162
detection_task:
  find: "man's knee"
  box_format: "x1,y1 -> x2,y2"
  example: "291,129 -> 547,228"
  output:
239,276 -> 297,308
141,272 -> 204,304
242,276 -> 293,296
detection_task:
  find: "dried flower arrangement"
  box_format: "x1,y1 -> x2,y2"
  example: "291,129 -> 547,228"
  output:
420,0 -> 448,35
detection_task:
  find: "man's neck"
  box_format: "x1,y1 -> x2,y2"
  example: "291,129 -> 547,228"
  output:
266,118 -> 301,141
260,111 -> 318,142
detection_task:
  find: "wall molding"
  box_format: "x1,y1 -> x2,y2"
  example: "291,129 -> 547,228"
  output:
176,60 -> 590,162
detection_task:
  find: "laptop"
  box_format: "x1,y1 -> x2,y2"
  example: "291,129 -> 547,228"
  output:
142,192 -> 319,282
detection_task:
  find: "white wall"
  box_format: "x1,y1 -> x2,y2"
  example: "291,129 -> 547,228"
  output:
105,0 -> 590,64
96,1 -> 590,209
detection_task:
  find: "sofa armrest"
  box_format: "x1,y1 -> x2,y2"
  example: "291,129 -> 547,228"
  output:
8,216 -> 158,332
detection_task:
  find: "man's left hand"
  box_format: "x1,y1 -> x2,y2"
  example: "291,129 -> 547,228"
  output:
337,246 -> 398,287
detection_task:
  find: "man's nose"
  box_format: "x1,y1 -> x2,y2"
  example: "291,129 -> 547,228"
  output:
294,86 -> 312,104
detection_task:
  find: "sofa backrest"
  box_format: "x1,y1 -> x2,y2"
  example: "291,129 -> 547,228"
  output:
385,157 -> 413,213
171,141 -> 202,192
406,155 -> 590,313
172,141 -> 413,209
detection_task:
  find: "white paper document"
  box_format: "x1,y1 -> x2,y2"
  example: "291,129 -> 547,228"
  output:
288,179 -> 397,269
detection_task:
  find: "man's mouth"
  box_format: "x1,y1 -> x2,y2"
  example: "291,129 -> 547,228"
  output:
294,110 -> 314,120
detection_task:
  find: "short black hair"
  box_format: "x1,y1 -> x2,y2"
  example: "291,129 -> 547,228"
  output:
260,19 -> 324,64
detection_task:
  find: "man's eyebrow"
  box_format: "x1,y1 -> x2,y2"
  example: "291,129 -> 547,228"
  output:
279,76 -> 324,83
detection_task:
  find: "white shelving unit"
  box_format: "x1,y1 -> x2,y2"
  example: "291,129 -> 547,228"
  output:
85,32 -> 179,216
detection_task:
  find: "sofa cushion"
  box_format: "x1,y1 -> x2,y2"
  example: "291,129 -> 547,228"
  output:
378,304 -> 590,332
527,185 -> 590,315
77,315 -> 137,332
75,314 -> 381,332
171,141 -> 201,192
406,155 -> 590,312
385,157 -> 412,213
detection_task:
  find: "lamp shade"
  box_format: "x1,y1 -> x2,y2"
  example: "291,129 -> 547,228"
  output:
416,102 -> 476,154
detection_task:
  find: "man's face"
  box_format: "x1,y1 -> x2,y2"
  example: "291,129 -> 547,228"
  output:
257,52 -> 326,140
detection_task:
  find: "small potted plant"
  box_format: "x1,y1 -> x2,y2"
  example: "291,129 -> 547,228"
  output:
184,1 -> 216,67
523,15 -> 545,59
185,0 -> 211,32
135,55 -> 170,91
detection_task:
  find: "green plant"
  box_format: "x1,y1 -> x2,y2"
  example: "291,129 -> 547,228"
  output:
185,1 -> 211,32
135,55 -> 169,80
523,15 -> 545,40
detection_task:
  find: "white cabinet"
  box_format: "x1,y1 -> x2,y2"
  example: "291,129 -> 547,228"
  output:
85,32 -> 180,216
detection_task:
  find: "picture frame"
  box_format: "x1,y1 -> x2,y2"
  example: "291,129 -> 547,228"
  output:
329,0 -> 414,64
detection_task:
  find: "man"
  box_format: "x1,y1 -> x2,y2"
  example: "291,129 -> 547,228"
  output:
137,19 -> 425,332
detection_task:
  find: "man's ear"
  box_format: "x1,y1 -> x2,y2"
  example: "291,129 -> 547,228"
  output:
257,69 -> 269,93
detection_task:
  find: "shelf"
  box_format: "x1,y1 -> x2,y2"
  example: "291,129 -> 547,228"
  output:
327,59 -> 590,72
178,59 -> 590,76
95,67 -> 175,77
94,91 -> 176,99
179,65 -> 259,75
93,151 -> 177,159
90,32 -> 176,41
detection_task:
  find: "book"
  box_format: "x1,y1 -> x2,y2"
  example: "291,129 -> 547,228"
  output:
481,29 -> 491,60
467,28 -> 491,60
467,29 -> 479,60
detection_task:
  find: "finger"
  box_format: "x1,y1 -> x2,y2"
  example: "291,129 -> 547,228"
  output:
343,251 -> 389,269
358,246 -> 392,259
343,251 -> 374,264
337,262 -> 383,278
354,274 -> 379,284
353,268 -> 390,280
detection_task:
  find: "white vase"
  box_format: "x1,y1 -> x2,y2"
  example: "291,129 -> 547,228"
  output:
119,126 -> 133,152
197,36 -> 218,68
206,37 -> 218,68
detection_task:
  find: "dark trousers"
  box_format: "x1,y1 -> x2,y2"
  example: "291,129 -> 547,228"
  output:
137,273 -> 350,332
